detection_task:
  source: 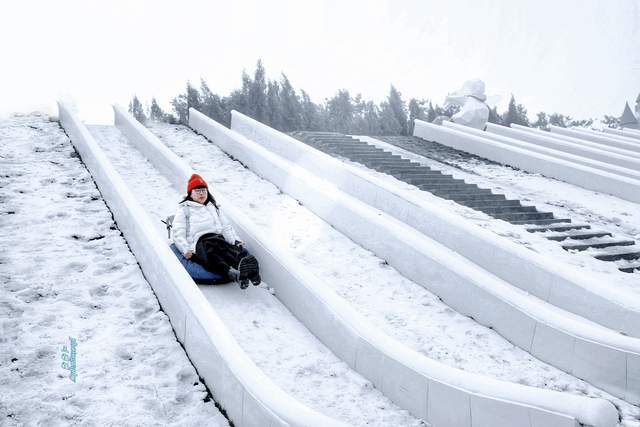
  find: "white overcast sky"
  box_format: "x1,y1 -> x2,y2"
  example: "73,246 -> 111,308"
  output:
2,0 -> 639,123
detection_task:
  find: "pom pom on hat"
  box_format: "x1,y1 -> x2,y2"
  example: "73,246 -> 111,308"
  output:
187,174 -> 208,194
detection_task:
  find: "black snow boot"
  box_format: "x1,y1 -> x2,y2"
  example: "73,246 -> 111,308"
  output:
238,255 -> 259,287
228,267 -> 249,289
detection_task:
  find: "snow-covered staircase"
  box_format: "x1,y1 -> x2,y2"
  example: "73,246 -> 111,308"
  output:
290,132 -> 640,274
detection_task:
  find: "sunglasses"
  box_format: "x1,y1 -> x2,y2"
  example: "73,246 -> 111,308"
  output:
192,188 -> 208,195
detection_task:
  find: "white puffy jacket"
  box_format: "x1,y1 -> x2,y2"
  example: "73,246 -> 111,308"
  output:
171,200 -> 239,255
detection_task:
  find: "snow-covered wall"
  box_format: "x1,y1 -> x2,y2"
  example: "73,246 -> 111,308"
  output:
61,102 -> 344,427
566,127 -> 640,146
605,127 -> 640,140
550,126 -> 640,153
413,120 -> 640,204
229,111 -> 640,336
189,109 -> 635,422
225,110 -> 640,405
448,122 -> 640,180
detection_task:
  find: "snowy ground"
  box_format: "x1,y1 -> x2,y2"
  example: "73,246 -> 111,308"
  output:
87,124 -> 423,427
356,136 -> 640,296
0,114 -> 228,426
146,122 -> 640,426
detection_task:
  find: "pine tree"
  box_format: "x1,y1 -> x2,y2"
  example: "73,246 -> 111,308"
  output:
200,79 -> 227,124
248,60 -> 268,123
279,74 -> 302,131
488,106 -> 502,125
502,95 -> 529,126
266,80 -> 282,130
408,98 -> 427,134
388,85 -> 408,135
379,101 -> 403,135
327,90 -> 354,133
635,92 -> 640,117
186,82 -> 202,113
300,90 -> 321,131
532,112 -> 549,130
362,101 -> 382,135
171,93 -> 188,125
128,95 -> 147,124
149,98 -> 165,122
426,101 -> 437,122
549,113 -> 571,128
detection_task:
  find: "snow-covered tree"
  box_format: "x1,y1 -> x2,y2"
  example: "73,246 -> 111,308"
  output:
200,79 -> 226,125
149,98 -> 165,122
532,112 -> 549,130
388,85 -> 408,135
408,98 -> 427,134
128,96 -> 147,124
266,80 -> 282,130
300,90 -> 321,131
248,60 -> 268,123
327,90 -> 353,133
502,95 -> 529,126
279,74 -> 302,131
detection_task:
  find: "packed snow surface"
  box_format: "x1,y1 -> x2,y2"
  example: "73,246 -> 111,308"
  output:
147,122 -> 640,425
0,114 -> 228,426
87,124 -> 423,427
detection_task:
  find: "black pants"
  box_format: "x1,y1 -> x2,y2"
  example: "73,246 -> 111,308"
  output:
195,233 -> 249,276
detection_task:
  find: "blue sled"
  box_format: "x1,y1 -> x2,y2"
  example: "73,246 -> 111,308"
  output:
169,243 -> 229,285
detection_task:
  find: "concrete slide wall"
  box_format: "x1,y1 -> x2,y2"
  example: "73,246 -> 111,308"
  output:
605,127 -> 640,140
482,123 -> 640,177
414,120 -> 640,203
192,108 -> 640,419
230,111 -> 640,338
550,126 -> 640,154
118,104 -> 619,427
514,125 -> 640,159
225,110 -> 640,405
61,102 -> 344,427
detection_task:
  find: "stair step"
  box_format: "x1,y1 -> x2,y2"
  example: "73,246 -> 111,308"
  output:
350,154 -> 404,160
594,248 -> 640,262
494,212 -> 555,221
431,188 -> 494,196
526,223 -> 590,233
358,156 -> 412,167
475,206 -> 538,215
562,240 -> 636,251
619,263 -> 640,273
460,200 -> 522,208
388,169 -> 444,177
546,231 -> 612,241
445,194 -> 508,202
511,218 -> 572,225
418,183 -> 477,192
405,177 -> 464,185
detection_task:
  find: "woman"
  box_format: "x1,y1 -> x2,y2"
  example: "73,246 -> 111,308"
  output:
171,173 -> 261,289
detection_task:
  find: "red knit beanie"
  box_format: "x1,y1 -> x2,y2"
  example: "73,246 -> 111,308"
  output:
187,174 -> 208,194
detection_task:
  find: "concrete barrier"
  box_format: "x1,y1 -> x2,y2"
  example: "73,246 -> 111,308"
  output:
605,127 -> 640,140
550,125 -> 640,154
226,110 -> 640,404
190,108 -> 640,410
61,102 -> 345,427
480,123 -> 640,177
116,105 -> 621,426
228,111 -> 640,336
414,120 -> 640,204
575,127 -> 640,146
513,125 -> 640,159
